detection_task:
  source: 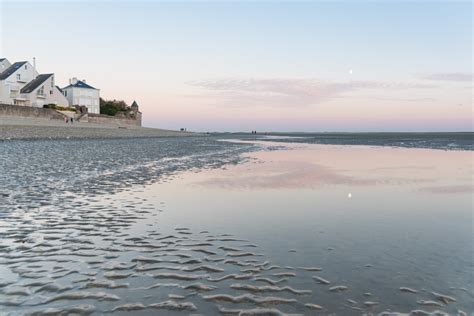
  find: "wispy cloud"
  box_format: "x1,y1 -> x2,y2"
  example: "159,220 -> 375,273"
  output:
419,184 -> 474,194
188,78 -> 436,108
358,96 -> 436,102
418,72 -> 473,82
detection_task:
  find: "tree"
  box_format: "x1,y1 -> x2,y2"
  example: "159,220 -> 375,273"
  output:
100,98 -> 131,116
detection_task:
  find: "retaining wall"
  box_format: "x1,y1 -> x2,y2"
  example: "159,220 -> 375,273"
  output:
0,104 -> 142,127
88,112 -> 142,127
0,104 -> 67,120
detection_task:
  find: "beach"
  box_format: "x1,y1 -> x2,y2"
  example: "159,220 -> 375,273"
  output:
0,134 -> 472,315
0,117 -> 192,140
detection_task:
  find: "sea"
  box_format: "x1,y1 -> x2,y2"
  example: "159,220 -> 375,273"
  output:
0,133 -> 472,315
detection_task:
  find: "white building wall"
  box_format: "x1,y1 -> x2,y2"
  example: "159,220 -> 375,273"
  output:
0,84 -> 10,104
50,87 -> 70,106
63,86 -> 100,114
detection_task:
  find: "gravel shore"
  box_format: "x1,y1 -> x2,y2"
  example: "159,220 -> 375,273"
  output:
0,117 -> 194,140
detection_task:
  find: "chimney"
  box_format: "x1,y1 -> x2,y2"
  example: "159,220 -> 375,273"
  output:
33,57 -> 36,71
82,79 -> 86,83
71,77 -> 78,85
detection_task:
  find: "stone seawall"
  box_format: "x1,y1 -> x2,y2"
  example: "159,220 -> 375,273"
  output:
0,104 -> 142,127
88,112 -> 142,127
0,103 -> 67,121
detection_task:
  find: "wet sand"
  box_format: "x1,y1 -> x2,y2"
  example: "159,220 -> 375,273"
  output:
0,136 -> 472,315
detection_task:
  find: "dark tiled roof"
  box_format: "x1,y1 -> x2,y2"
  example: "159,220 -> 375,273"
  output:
0,61 -> 27,80
0,58 -> 6,62
62,79 -> 97,90
20,74 -> 53,93
131,100 -> 139,107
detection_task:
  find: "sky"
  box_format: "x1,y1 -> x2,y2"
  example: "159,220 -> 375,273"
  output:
0,0 -> 472,132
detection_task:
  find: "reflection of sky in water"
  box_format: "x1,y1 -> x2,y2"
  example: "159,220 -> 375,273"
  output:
133,143 -> 473,312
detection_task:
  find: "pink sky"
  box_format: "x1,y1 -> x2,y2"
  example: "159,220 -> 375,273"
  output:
1,1 -> 472,131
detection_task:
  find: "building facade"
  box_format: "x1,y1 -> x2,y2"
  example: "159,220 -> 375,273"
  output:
19,74 -> 69,108
0,61 -> 39,105
61,78 -> 100,114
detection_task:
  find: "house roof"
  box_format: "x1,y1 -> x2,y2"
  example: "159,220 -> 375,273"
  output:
131,100 -> 139,107
62,79 -> 97,90
0,58 -> 6,62
55,85 -> 63,93
0,61 -> 27,80
20,74 -> 53,93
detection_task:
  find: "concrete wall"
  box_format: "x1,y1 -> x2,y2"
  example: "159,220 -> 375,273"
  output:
0,104 -> 142,127
88,112 -> 142,127
0,103 -> 67,121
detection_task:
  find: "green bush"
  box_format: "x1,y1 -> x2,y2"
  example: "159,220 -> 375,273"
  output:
43,104 -> 75,112
100,98 -> 131,116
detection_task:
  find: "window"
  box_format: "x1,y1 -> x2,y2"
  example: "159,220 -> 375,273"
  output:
50,90 -> 53,95
16,74 -> 21,81
64,91 -> 67,97
25,65 -> 27,70
51,77 -> 54,88
38,86 -> 44,96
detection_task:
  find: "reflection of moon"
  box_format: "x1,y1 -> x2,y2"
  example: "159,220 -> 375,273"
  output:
349,69 -> 353,75
348,193 -> 352,198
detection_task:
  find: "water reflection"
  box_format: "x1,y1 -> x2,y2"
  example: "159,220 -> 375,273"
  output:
1,140 -> 472,315
192,143 -> 471,193
147,142 -> 473,314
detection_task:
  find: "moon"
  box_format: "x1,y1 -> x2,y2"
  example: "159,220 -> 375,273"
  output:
348,193 -> 352,198
349,69 -> 353,75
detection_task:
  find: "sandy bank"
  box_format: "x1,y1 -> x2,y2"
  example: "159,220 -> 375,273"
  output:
0,117 -> 195,140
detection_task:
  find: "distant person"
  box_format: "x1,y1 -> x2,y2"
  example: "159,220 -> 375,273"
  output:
70,117 -> 74,124
64,117 -> 68,124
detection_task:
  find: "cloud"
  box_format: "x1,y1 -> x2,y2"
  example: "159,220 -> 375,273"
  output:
418,72 -> 473,82
188,78 -> 436,108
419,184 -> 474,194
347,96 -> 436,102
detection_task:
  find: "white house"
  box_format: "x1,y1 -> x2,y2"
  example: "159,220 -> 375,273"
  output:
0,61 -> 39,105
19,73 -> 69,108
61,78 -> 100,114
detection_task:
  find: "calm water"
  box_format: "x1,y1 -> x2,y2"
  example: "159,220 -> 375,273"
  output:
0,136 -> 472,315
